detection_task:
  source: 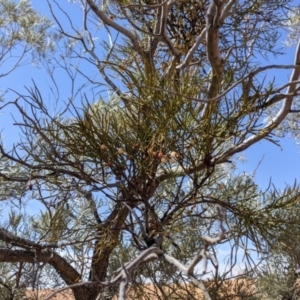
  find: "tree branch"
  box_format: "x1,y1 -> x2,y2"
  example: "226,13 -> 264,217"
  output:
86,0 -> 145,58
0,248 -> 81,285
163,254 -> 212,300
222,40 -> 300,157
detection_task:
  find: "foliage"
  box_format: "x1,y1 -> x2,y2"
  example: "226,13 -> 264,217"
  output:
257,189 -> 300,300
0,0 -> 54,80
284,4 -> 300,47
0,1 -> 300,300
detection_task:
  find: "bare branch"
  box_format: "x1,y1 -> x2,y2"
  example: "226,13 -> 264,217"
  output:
0,248 -> 81,286
163,254 -> 212,300
222,40 -> 300,157
0,227 -> 58,250
85,0 -> 144,57
118,266 -> 129,300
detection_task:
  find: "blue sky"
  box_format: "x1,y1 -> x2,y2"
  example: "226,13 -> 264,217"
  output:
239,137 -> 300,190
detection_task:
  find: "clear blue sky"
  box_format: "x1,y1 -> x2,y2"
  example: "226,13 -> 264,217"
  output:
1,0 -> 300,193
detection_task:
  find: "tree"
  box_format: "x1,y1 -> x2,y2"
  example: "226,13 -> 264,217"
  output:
256,188 -> 300,300
0,1 -> 300,300
0,0 -> 53,298
0,0 -> 53,81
